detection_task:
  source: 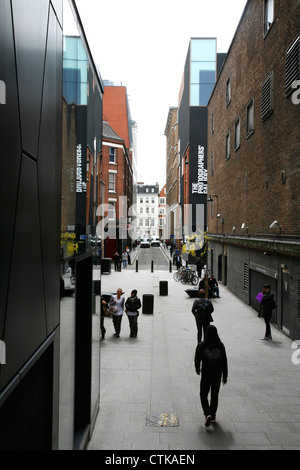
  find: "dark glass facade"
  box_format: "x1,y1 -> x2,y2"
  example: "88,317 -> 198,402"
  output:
0,0 -> 103,449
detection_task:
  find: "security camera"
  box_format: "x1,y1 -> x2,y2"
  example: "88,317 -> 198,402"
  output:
217,214 -> 221,218
269,220 -> 278,229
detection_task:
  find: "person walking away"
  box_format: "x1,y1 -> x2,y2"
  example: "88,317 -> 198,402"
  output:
208,274 -> 220,298
192,289 -> 214,343
258,284 -> 276,340
125,289 -> 141,337
109,288 -> 125,337
114,252 -> 120,271
195,325 -> 228,427
196,257 -> 204,278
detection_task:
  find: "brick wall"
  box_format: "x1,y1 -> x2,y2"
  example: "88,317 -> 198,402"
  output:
207,0 -> 300,237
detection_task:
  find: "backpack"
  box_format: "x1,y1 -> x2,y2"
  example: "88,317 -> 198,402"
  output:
194,299 -> 213,322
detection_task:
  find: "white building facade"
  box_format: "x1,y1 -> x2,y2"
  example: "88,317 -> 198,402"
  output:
136,184 -> 160,239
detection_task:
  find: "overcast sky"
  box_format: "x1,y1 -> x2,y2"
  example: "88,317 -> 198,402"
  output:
74,0 -> 247,188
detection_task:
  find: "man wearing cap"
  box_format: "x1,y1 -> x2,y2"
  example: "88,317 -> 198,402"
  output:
192,290 -> 214,343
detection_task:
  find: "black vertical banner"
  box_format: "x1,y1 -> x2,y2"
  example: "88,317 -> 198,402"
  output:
75,105 -> 87,252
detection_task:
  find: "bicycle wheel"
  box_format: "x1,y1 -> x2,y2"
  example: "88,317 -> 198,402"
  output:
173,272 -> 181,282
191,275 -> 198,285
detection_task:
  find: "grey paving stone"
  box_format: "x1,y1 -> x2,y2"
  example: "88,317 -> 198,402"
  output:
87,268 -> 300,451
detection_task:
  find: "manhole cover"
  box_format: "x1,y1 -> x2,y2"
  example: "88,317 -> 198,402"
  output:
146,413 -> 179,427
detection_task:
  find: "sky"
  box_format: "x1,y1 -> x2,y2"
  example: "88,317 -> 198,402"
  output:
74,0 -> 248,189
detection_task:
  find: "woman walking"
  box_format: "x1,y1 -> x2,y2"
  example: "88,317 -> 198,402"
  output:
194,325 -> 228,427
109,288 -> 125,338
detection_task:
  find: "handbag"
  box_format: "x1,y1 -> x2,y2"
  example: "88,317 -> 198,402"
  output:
109,305 -> 117,314
103,305 -> 110,316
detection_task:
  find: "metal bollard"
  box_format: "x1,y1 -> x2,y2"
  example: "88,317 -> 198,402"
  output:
136,260 -> 138,272
151,260 -> 154,272
169,260 -> 172,272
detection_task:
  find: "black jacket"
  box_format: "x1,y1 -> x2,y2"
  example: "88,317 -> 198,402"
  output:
125,295 -> 141,313
195,341 -> 228,379
192,298 -> 214,324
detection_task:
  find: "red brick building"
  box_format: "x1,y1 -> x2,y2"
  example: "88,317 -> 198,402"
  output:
207,0 -> 300,339
100,121 -> 133,258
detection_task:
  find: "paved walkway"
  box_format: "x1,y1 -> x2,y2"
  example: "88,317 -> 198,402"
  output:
87,262 -> 300,451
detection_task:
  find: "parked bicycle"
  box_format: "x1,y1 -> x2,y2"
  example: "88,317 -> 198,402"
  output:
173,267 -> 199,285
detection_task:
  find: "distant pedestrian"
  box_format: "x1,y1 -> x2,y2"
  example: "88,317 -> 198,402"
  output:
109,288 -> 125,337
125,289 -> 141,337
114,252 -> 120,271
258,284 -> 276,341
196,257 -> 204,278
195,325 -> 228,427
122,251 -> 128,268
175,253 -> 182,270
192,289 -> 214,343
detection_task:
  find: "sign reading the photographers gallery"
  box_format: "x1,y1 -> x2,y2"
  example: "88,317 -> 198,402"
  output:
192,145 -> 207,195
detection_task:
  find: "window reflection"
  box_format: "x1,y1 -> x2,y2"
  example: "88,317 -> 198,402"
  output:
59,0 -> 102,450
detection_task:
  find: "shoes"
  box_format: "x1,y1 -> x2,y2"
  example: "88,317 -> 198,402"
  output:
205,415 -> 212,427
211,416 -> 216,423
114,333 -> 120,338
261,336 -> 269,341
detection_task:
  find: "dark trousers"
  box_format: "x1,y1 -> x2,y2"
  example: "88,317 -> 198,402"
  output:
265,317 -> 271,337
112,315 -> 122,335
195,320 -> 209,343
100,316 -> 106,338
128,315 -> 138,336
200,375 -> 222,419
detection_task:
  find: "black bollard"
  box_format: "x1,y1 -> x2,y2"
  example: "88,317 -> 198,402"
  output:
136,260 -> 138,272
151,260 -> 154,272
169,260 -> 172,272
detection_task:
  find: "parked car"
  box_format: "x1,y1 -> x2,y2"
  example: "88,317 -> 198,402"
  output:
140,238 -> 150,248
151,237 -> 161,247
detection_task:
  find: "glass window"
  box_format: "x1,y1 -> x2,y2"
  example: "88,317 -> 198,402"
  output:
109,147 -> 116,163
226,132 -> 230,160
226,78 -> 231,106
247,99 -> 254,136
146,198 -> 149,203
190,38 -> 216,106
109,172 -> 115,191
191,38 -> 217,61
264,0 -> 274,35
235,118 -> 241,149
140,198 -> 143,203
108,202 -> 115,220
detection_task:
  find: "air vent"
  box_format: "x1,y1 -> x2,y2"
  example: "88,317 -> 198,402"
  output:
244,263 -> 249,292
261,72 -> 273,121
285,33 -> 300,97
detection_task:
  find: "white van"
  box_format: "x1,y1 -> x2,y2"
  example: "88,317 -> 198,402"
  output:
150,237 -> 161,247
